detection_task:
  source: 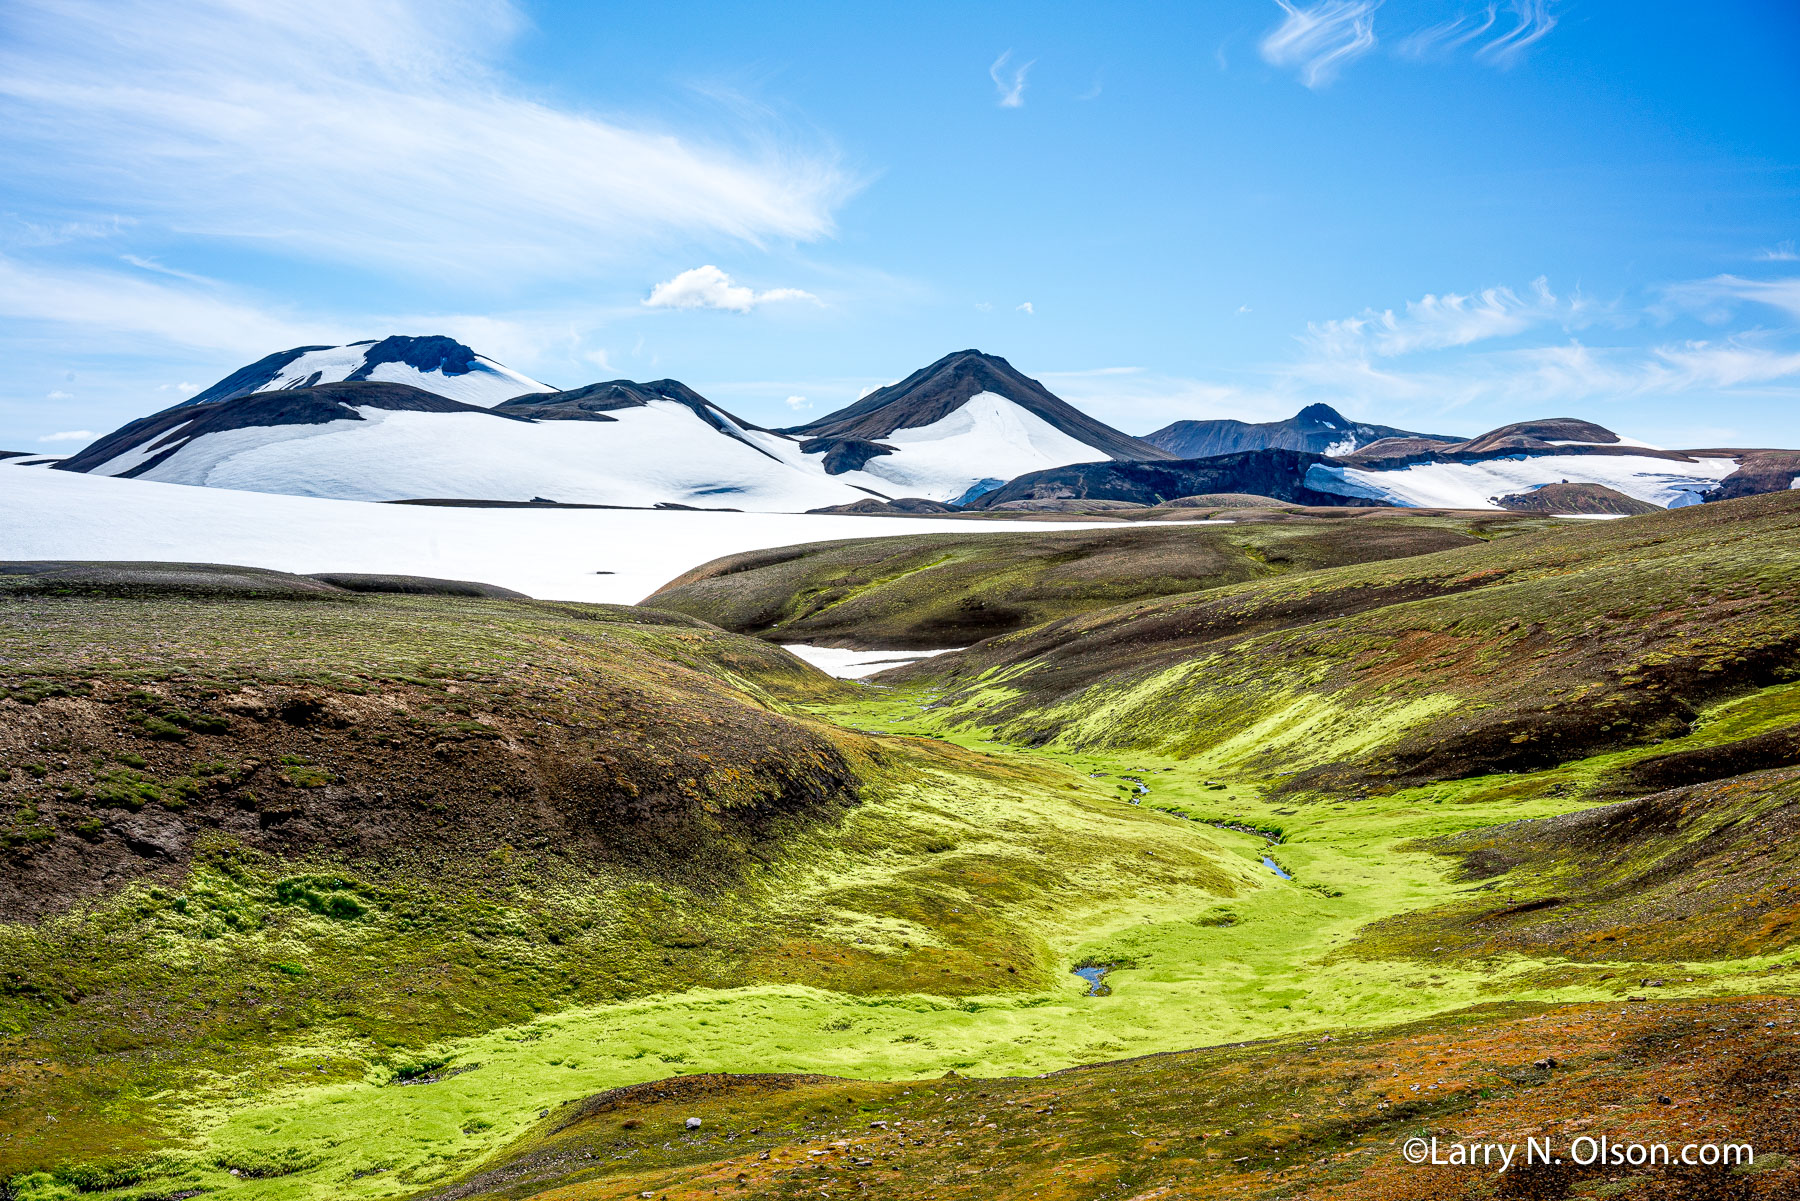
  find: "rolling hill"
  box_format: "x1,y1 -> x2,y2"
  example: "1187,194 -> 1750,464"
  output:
646,511 -> 1546,648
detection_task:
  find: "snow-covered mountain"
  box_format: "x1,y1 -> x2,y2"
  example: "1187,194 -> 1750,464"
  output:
971,417 -> 1796,512
781,349 -> 1173,503
1144,403 -> 1457,459
56,380 -> 887,511
180,335 -> 549,408
1305,419 -> 1752,509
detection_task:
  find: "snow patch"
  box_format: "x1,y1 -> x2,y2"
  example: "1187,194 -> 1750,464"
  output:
0,467 -> 1120,604
1306,453 -> 1740,510
781,645 -> 962,679
832,392 -> 1110,503
98,402 -> 891,512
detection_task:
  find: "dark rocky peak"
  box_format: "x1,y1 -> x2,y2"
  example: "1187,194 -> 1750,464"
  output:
784,349 -> 1172,462
344,335 -> 482,380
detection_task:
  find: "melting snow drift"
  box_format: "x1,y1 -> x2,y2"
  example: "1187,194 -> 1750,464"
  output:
0,468 -> 1111,605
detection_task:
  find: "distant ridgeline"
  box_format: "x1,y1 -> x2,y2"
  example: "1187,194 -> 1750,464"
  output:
26,337 -> 1799,512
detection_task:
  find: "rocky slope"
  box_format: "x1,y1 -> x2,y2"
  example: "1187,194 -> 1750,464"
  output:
963,449 -> 1378,509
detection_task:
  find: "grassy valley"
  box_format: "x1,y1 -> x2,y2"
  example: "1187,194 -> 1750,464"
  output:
4,496 -> 1799,1200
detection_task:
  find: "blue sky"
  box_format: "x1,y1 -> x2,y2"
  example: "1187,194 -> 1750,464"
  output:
2,0 -> 1797,450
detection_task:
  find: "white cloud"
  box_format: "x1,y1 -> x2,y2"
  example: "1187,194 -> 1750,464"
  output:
1475,0 -> 1558,67
156,382 -> 198,393
1660,275 -> 1800,324
38,429 -> 95,442
46,390 -> 73,401
0,255 -> 330,354
974,302 -> 993,312
1047,275 -> 1800,442
1397,2 -> 1557,67
0,0 -> 854,280
784,395 -> 811,411
1260,1 -> 1378,88
120,255 -> 217,286
1395,10 -> 1496,60
643,265 -> 819,313
1755,241 -> 1799,263
990,51 -> 1035,108
1017,301 -> 1035,314
1303,278 -> 1584,358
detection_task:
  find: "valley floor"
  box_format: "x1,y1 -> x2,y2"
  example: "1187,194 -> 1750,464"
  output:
11,681 -> 1794,1200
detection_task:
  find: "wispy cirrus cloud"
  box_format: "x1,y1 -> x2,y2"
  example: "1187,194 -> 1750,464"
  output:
1051,274 -> 1800,443
1475,0 -> 1559,66
1658,274 -> 1800,324
0,0 -> 855,281
989,51 -> 1035,108
1259,1 -> 1378,88
0,255 -> 332,354
1755,241 -> 1799,263
1303,277 -> 1590,358
643,265 -> 819,313
1400,1 -> 1558,66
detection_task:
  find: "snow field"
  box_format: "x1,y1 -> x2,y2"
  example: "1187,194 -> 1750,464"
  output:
0,467 -> 1115,605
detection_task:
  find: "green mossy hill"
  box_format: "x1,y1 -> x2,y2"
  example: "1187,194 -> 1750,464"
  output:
304,573 -> 530,599
0,561 -> 533,602
0,561 -> 354,601
644,513 -> 1543,649
1,574 -> 1259,1194
0,582 -> 857,919
426,997 -> 1800,1201
1361,766 -> 1800,964
896,491 -> 1800,789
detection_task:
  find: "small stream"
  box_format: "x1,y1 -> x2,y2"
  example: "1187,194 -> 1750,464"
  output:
1261,855 -> 1293,880
1072,965 -> 1112,996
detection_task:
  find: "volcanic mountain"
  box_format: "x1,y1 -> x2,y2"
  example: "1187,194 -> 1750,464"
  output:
178,334 -> 549,408
54,380 -> 883,511
1144,402 -> 1458,458
1309,418 -> 1756,509
781,349 -> 1174,504
977,416 -> 1791,512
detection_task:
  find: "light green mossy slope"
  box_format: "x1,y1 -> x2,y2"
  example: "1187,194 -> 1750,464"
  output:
893,491 -> 1800,790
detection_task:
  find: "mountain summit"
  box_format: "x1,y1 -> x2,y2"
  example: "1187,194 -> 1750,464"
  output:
781,349 -> 1172,503
1144,403 -> 1458,459
179,335 -> 550,409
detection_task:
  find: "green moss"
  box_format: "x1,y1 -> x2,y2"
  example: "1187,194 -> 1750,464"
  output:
277,756 -> 331,789
91,769 -> 161,811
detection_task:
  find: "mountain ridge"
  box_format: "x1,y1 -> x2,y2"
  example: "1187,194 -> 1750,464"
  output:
177,334 -> 549,409
783,349 -> 1173,465
1144,402 -> 1459,458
